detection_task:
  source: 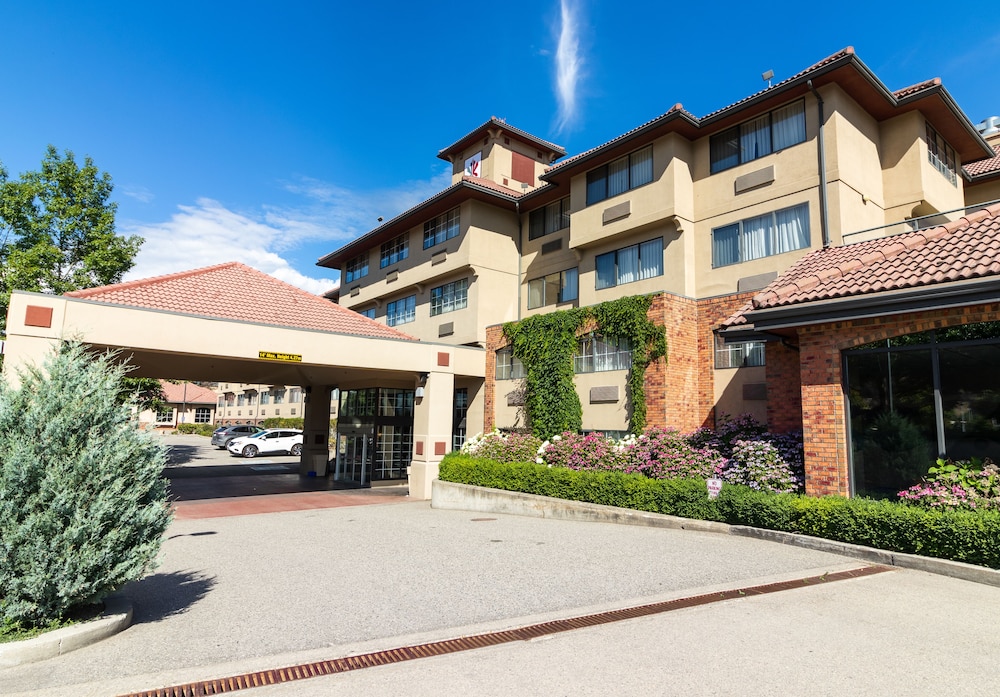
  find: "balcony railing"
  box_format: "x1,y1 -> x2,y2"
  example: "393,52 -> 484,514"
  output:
841,198 -> 1000,246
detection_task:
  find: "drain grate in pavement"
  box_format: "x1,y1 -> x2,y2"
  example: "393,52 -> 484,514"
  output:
118,565 -> 893,696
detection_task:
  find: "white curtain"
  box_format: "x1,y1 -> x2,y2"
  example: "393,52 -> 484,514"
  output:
630,146 -> 653,187
741,213 -> 772,261
617,244 -> 639,285
560,268 -> 578,302
639,238 -> 663,279
772,101 -> 806,151
713,224 -> 740,267
607,158 -> 629,197
741,115 -> 772,162
774,204 -> 810,253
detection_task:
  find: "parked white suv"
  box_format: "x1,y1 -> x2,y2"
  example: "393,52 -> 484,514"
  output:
227,429 -> 304,458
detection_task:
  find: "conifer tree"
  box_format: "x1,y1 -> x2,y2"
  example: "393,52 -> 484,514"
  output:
0,342 -> 172,628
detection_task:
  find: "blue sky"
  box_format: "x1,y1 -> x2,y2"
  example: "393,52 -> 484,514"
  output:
3,1 -> 998,294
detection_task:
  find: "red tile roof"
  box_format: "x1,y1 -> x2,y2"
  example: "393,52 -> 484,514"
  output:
722,203 -> 1000,328
892,78 -> 941,100
437,117 -> 566,161
964,144 -> 1000,179
460,175 -> 526,197
65,262 -> 418,341
160,380 -> 217,404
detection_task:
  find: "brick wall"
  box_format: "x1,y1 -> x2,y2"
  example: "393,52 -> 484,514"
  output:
695,292 -> 758,430
483,324 -> 504,433
766,341 -> 802,432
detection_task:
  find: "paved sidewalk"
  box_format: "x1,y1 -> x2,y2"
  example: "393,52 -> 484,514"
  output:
4,500 -> 1000,696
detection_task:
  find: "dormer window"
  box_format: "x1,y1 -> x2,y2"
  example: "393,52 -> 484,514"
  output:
926,123 -> 957,185
710,100 -> 806,174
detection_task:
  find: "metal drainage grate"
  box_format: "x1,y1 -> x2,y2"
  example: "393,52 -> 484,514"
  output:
119,565 -> 892,696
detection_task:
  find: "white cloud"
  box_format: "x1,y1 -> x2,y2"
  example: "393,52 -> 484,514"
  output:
121,168 -> 452,296
554,0 -> 583,135
120,184 -> 154,203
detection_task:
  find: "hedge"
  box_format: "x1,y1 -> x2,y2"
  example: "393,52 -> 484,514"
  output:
438,453 -> 1000,569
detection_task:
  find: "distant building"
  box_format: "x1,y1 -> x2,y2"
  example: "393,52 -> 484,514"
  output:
137,380 -> 217,431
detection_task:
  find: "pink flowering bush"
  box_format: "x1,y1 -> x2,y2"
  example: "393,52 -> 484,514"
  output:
539,432 -> 629,471
898,458 -> 1000,511
461,429 -> 543,464
623,427 -> 725,480
724,439 -> 803,494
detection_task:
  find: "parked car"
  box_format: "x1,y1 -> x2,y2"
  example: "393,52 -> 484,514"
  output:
211,424 -> 265,448
227,428 -> 304,458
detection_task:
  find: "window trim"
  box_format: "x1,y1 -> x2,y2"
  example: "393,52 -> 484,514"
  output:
422,208 -> 461,250
714,334 -> 766,369
528,196 -> 571,240
574,334 -> 632,373
386,294 -> 416,326
585,145 -> 654,206
926,122 -> 958,186
527,267 -> 578,309
709,99 -> 806,174
380,233 -> 409,269
344,253 -> 369,283
430,278 -> 469,316
710,202 -> 810,268
495,348 -> 526,380
594,237 -> 663,290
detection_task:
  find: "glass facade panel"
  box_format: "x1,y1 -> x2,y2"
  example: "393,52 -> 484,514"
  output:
939,344 -> 1000,462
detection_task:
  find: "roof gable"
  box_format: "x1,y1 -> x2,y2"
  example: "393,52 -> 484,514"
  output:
65,262 -> 418,341
160,380 -> 217,404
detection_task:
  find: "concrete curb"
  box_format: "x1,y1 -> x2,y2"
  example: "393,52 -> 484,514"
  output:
431,480 -> 1000,588
0,596 -> 133,669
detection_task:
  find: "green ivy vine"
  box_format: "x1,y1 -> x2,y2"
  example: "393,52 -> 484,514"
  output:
502,294 -> 667,439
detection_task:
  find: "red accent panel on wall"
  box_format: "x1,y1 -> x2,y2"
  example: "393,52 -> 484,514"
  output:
25,305 -> 53,328
434,441 -> 447,456
437,352 -> 450,366
511,152 -> 534,183
415,441 -> 424,456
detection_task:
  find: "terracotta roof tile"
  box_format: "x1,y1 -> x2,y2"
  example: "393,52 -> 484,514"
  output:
160,380 -> 217,404
963,144 -> 1000,178
438,117 -> 566,160
460,175 -> 526,197
65,262 -> 418,341
893,78 -> 941,99
750,203 -> 1000,310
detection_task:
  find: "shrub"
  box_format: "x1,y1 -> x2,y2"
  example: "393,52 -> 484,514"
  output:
461,430 -> 544,464
724,439 -> 803,494
262,417 -> 306,429
898,458 -> 1000,511
0,342 -> 172,628
176,422 -> 214,436
622,427 -> 725,480
538,432 -> 629,472
438,453 -> 1000,569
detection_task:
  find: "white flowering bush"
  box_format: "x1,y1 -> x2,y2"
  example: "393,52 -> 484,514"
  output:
461,429 -> 543,463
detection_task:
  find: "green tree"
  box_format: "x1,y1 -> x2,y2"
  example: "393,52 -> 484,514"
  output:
0,342 -> 172,628
0,146 -> 142,332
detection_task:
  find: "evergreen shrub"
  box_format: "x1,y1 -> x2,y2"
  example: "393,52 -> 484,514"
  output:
0,343 -> 172,628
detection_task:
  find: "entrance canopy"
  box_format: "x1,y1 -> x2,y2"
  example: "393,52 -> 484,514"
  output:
2,262 -> 485,499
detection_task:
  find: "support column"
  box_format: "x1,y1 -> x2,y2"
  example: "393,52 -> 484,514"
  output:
410,369 -> 455,500
299,384 -> 333,476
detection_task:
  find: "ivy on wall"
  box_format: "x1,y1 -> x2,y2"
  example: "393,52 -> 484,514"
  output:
502,294 -> 667,439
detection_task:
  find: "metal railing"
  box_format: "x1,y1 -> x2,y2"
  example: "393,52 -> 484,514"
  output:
841,198 -> 1000,245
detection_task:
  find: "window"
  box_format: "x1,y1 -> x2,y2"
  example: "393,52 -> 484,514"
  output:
715,335 -> 766,368
453,388 -> 469,450
711,202 -> 810,267
380,233 -> 409,268
527,268 -> 578,309
495,348 -> 526,380
155,409 -> 174,423
586,146 -> 653,205
273,388 -> 285,404
423,208 -> 460,249
194,408 -> 211,423
359,307 -> 376,319
575,334 -> 632,373
926,123 -> 957,185
386,295 -> 416,326
237,394 -> 246,407
430,279 -> 468,316
345,253 -> 369,283
290,388 -> 301,403
218,396 -> 225,407
260,391 -> 270,405
529,197 -> 571,240
379,388 -> 414,417
595,238 -> 663,290
710,100 -> 806,174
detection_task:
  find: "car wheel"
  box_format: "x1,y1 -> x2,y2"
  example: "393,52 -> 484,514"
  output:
242,444 -> 259,458
290,443 -> 302,456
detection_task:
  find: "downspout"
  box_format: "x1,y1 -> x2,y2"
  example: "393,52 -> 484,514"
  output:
515,198 -> 523,320
807,80 -> 831,247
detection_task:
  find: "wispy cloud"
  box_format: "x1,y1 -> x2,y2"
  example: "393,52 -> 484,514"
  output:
554,0 -> 583,135
120,169 -> 451,296
120,184 -> 155,203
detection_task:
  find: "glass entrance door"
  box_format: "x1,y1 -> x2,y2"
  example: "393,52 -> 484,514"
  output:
335,428 -> 373,486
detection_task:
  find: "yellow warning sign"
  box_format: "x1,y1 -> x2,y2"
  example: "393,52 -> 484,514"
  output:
258,351 -> 302,362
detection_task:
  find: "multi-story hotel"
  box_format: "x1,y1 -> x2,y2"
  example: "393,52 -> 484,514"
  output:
317,47 -> 1000,495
